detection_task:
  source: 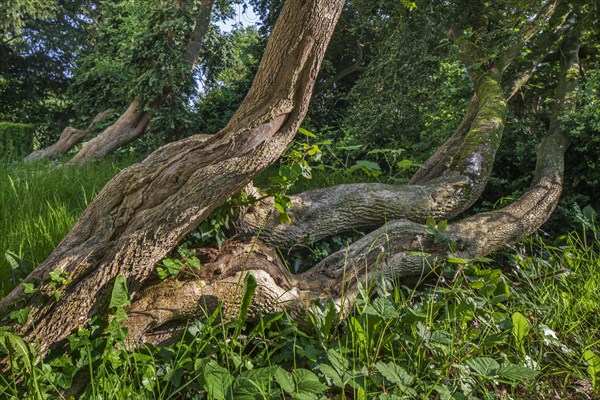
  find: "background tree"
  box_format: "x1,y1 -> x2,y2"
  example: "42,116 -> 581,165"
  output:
24,0 -> 242,163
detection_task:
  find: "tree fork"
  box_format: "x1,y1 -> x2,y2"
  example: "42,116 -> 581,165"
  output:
24,110 -> 113,162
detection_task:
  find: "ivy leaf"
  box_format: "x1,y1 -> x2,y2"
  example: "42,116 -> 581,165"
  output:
9,307 -> 30,325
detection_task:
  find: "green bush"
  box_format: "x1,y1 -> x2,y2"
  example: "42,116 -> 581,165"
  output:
0,122 -> 34,158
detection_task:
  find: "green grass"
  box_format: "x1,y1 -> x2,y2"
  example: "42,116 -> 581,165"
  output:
1,160 -> 599,399
0,157 -> 138,297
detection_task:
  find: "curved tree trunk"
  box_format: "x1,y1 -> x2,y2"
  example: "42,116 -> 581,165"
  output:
65,100 -> 152,165
0,0 -> 345,357
24,109 -> 112,162
239,69 -> 507,248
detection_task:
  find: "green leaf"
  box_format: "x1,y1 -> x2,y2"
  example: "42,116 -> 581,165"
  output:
4,250 -> 20,271
437,219 -> 448,232
23,283 -> 38,294
327,349 -> 349,373
582,205 -> 597,224
203,360 -> 233,400
584,350 -> 600,378
426,216 -> 436,229
467,357 -> 500,377
318,363 -> 344,388
375,361 -> 414,386
447,256 -> 469,264
238,273 -> 257,323
109,274 -> 131,309
496,364 -> 539,381
293,369 -> 328,395
511,312 -> 530,345
9,306 -> 30,324
188,256 -> 201,269
274,367 -> 295,394
298,127 -> 316,137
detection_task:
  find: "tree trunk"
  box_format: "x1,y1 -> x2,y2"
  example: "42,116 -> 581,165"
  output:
24,110 -> 112,162
0,0 -> 581,366
0,0 -> 345,357
65,100 -> 151,165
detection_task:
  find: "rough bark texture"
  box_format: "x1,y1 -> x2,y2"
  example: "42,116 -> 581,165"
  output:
0,0 -> 582,364
239,72 -> 507,248
0,0 -> 345,357
24,110 -> 112,162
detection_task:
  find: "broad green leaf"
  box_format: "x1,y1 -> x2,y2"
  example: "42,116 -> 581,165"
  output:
426,216 -> 436,229
375,361 -> 417,396
109,274 -> 131,308
584,350 -> 600,377
293,369 -> 328,394
512,312 -> 530,345
203,360 -> 233,400
375,361 -> 414,386
467,357 -> 500,377
438,219 -> 448,232
4,250 -> 20,271
496,364 -> 539,381
274,367 -> 294,394
327,349 -> 349,373
318,363 -> 344,388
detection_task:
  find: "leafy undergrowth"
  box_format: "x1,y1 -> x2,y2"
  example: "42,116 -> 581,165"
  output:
1,227 -> 599,399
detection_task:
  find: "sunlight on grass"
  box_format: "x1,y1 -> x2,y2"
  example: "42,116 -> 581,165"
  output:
0,158 -> 137,296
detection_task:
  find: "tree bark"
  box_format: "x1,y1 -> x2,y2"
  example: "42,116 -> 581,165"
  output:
65,100 -> 151,165
0,0 -> 345,357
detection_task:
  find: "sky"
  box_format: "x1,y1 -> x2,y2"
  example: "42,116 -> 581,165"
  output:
217,3 -> 260,32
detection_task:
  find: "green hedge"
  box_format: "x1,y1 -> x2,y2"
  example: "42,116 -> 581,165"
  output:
0,122 -> 35,158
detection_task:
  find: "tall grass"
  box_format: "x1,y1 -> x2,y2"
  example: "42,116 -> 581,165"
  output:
0,158 -> 137,297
